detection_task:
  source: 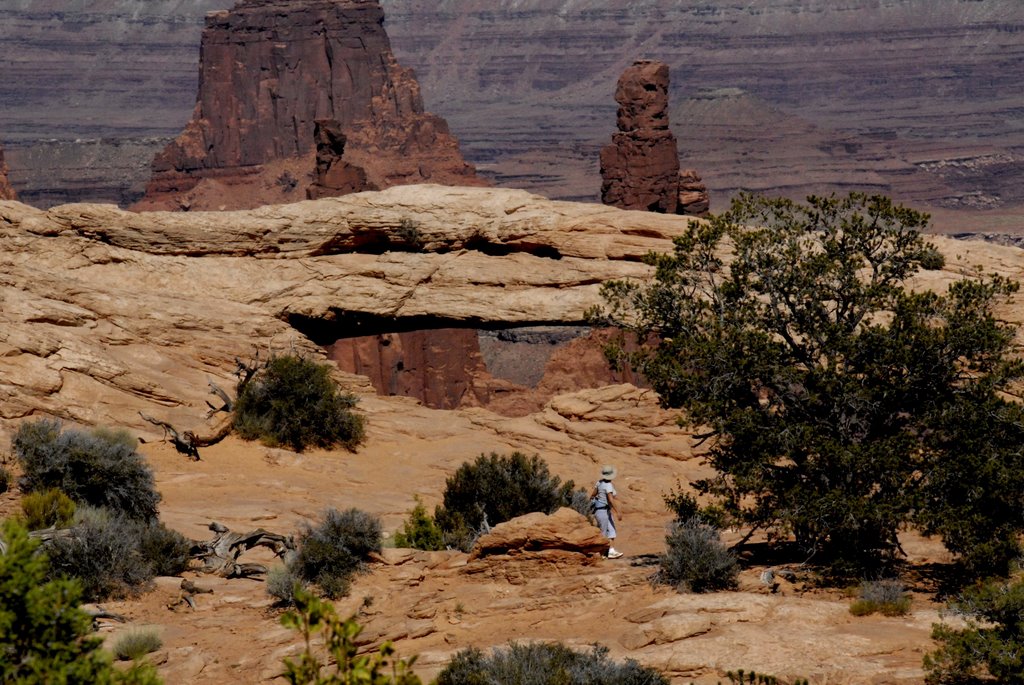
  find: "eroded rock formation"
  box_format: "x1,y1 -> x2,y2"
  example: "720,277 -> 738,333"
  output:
136,0 -> 484,212
600,61 -> 709,217
0,144 -> 16,201
307,119 -> 375,200
0,185 -> 694,439
601,61 -> 680,214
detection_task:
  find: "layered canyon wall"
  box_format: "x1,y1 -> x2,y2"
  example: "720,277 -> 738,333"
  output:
1,1 -> 1023,231
0,145 -> 15,200
136,0 -> 484,211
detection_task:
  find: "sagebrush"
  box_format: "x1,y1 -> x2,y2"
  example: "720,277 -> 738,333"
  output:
46,508 -> 191,601
657,517 -> 738,593
435,642 -> 669,685
293,508 -> 382,599
13,418 -> 160,521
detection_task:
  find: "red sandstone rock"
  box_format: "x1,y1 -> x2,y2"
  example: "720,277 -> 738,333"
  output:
600,60 -> 709,217
0,144 -> 16,201
600,60 -> 680,214
468,508 -> 608,560
136,0 -> 485,211
306,119 -> 376,200
678,168 -> 710,217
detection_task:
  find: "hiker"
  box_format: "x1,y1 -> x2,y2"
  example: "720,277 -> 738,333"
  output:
592,464 -> 623,558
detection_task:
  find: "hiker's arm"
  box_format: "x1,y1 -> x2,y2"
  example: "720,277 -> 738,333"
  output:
608,491 -> 621,519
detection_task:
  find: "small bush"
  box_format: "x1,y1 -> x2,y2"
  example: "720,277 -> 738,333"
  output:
924,575 -> 1024,684
280,587 -> 421,685
233,354 -> 366,452
434,452 -> 578,552
46,509 -> 156,601
293,508 -> 382,599
393,497 -> 444,551
0,466 -> 10,494
0,520 -> 162,684
137,522 -> 193,577
21,488 -> 76,530
13,418 -> 159,521
849,579 -> 911,617
657,517 -> 738,593
113,629 -> 163,661
435,642 -> 669,685
267,564 -> 305,606
663,485 -> 728,528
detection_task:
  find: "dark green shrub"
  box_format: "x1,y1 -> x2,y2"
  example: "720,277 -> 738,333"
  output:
21,487 -> 76,530
393,497 -> 444,551
664,484 -> 728,528
293,508 -> 382,599
435,642 -> 669,685
0,519 -> 162,684
45,509 -> 191,601
233,354 -> 366,452
13,418 -> 159,521
924,575 -> 1024,684
112,628 -> 163,661
434,452 -> 578,551
137,522 -> 193,577
0,465 -> 10,494
657,518 -> 738,593
595,192 -> 1024,577
848,579 -> 911,617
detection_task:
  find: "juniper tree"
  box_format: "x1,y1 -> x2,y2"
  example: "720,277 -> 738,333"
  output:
595,192 -> 1024,576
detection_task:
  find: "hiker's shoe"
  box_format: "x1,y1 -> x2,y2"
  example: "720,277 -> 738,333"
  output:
607,549 -> 623,559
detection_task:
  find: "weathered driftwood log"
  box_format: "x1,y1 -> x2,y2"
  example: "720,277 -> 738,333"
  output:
190,522 -> 294,579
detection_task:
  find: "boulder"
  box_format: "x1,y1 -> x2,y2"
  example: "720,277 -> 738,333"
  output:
469,508 -> 608,560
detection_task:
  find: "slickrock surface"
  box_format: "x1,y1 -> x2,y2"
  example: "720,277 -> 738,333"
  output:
3,185 -> 1024,683
0,144 -> 15,201
0,387 -> 959,684
135,0 -> 484,211
0,185 -> 689,440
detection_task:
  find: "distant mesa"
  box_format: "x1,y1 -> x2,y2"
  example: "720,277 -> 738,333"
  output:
600,60 -> 709,217
134,0 -> 486,212
0,143 -> 16,201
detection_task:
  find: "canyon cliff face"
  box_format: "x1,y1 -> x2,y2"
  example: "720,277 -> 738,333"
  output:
1,1 -> 1023,232
0,145 -> 15,201
135,0 -> 484,211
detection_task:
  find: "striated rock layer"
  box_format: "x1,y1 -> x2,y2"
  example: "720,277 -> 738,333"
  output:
136,0 -> 484,211
0,144 -> 15,201
0,185 -> 692,440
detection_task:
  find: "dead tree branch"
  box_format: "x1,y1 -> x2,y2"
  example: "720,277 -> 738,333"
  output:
190,522 -> 294,579
139,412 -> 201,460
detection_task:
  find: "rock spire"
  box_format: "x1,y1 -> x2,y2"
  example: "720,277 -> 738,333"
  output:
600,60 -> 709,217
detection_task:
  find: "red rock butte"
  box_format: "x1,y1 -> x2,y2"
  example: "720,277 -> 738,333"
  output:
600,60 -> 709,217
135,0 -> 486,212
